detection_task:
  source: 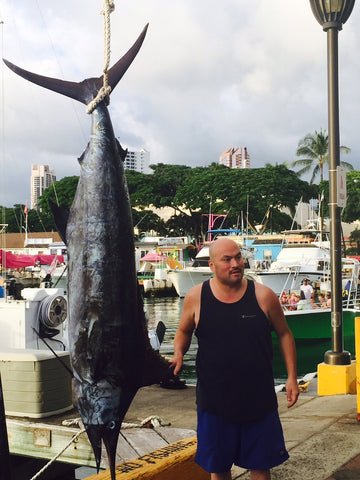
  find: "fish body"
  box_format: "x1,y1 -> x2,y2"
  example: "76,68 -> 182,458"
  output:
67,102 -> 144,468
4,25 -> 174,479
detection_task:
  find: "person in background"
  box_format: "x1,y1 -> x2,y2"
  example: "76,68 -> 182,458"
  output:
300,278 -> 314,300
280,291 -> 289,310
326,292 -> 332,307
313,293 -> 327,308
170,238 -> 299,480
288,291 -> 299,310
296,290 -> 312,310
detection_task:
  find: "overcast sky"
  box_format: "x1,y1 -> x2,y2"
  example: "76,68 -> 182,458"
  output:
0,0 -> 359,207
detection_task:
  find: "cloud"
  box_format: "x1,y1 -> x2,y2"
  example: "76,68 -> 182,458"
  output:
1,0 -> 359,207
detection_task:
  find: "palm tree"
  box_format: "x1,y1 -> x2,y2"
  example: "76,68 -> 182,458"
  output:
291,129 -> 352,184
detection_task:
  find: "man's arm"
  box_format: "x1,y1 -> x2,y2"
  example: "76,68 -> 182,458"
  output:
169,286 -> 199,375
255,283 -> 299,408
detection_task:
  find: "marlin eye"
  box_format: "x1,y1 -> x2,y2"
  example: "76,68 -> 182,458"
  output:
108,420 -> 116,430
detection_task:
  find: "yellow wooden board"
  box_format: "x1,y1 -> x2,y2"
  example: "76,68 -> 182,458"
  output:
85,436 -> 210,480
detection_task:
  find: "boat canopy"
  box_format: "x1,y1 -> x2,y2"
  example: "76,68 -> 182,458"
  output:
0,250 -> 65,269
140,252 -> 168,262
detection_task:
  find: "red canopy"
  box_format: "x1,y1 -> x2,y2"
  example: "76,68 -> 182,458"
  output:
140,252 -> 168,262
0,250 -> 65,269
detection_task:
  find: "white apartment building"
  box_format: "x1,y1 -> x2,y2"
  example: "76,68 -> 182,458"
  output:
124,149 -> 150,174
219,147 -> 250,169
30,164 -> 56,210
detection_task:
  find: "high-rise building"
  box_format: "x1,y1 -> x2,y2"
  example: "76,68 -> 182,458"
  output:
124,149 -> 150,174
30,164 -> 56,210
219,147 -> 250,169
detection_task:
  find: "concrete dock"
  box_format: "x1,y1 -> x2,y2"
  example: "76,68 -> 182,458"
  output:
122,379 -> 360,480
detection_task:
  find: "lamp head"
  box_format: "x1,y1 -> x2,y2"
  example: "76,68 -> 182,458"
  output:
310,0 -> 355,30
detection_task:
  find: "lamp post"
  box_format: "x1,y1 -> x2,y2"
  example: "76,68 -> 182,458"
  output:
309,0 -> 355,365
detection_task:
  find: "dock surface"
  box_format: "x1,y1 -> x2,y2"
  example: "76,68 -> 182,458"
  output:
125,382 -> 360,480
6,381 -> 360,479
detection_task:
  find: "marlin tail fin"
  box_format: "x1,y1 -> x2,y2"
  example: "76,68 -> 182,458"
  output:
3,24 -> 148,105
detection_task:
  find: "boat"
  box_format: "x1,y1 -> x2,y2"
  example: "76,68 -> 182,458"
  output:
274,304 -> 360,378
271,254 -> 360,378
137,252 -> 177,297
167,232 -> 256,297
0,281 -> 166,420
0,248 -> 67,292
249,226 -> 359,297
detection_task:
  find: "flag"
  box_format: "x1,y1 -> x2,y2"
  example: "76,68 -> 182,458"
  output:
24,204 -> 28,215
49,255 -> 59,275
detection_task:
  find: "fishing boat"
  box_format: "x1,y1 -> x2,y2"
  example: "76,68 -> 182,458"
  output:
273,305 -> 360,378
271,255 -> 360,378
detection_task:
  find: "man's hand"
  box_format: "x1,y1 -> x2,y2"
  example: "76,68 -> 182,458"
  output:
169,352 -> 184,376
286,378 -> 300,408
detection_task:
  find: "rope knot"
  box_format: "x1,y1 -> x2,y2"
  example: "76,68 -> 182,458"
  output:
86,85 -> 112,114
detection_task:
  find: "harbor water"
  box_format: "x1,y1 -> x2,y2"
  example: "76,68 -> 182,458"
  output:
144,297 -> 320,385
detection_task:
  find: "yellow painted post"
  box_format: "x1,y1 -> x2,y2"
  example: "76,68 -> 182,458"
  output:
84,436 -> 210,480
317,361 -> 356,395
355,317 -> 360,421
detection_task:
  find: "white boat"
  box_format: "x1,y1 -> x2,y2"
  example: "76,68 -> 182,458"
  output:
252,228 -> 359,297
167,243 -> 255,297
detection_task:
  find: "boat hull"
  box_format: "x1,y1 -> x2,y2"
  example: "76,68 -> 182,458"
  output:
167,268 -> 213,297
272,308 -> 359,378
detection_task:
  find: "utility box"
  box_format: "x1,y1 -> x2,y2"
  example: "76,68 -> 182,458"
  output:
0,349 -> 73,418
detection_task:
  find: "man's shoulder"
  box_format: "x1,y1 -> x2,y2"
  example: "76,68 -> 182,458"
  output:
186,283 -> 203,300
253,280 -> 278,301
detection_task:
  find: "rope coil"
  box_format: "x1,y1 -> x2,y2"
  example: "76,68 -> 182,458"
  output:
87,0 -> 115,114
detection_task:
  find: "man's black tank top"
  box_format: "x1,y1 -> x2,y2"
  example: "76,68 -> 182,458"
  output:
195,279 -> 278,423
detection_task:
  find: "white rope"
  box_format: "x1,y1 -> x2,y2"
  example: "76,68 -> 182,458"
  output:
122,415 -> 171,429
29,427 -> 86,480
86,0 -> 115,114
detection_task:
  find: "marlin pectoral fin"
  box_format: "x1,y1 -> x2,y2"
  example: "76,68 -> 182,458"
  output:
3,23 -> 149,105
141,347 -> 176,387
49,199 -> 69,245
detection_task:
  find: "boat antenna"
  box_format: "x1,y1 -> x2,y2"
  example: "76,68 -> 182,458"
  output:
246,195 -> 249,237
219,208 -> 231,229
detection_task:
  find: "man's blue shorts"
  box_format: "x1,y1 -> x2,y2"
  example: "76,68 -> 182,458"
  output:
195,407 -> 289,473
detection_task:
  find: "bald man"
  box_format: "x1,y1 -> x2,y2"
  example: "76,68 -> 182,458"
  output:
170,238 -> 298,480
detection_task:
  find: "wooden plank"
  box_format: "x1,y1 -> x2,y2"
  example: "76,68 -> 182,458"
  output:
7,418 -> 96,467
100,432 -> 139,467
122,429 -> 168,456
154,426 -> 196,444
7,416 -> 194,471
84,436 -> 210,480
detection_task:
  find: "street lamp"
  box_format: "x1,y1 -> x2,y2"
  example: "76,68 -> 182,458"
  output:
309,0 -> 355,365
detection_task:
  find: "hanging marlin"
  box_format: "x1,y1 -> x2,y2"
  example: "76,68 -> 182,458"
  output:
4,24 -> 176,480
